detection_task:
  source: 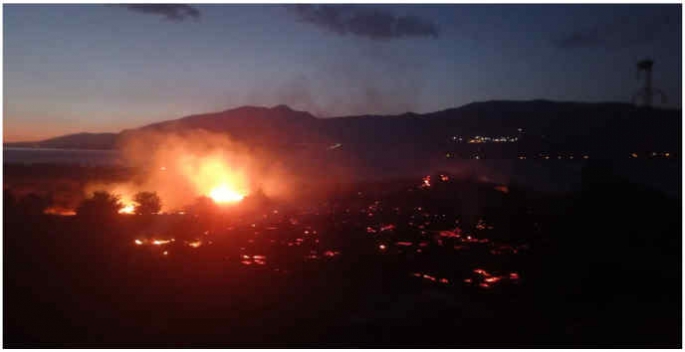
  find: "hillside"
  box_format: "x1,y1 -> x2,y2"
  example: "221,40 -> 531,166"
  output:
5,101 -> 681,159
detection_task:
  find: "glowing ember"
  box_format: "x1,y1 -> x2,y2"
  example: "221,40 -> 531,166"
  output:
209,185 -> 245,203
134,239 -> 144,245
484,276 -> 502,283
380,224 -> 396,232
421,175 -> 431,188
44,207 -> 76,216
379,244 -> 387,251
187,240 -> 202,248
323,250 -> 341,257
473,268 -> 491,277
422,274 -> 437,282
152,239 -> 171,246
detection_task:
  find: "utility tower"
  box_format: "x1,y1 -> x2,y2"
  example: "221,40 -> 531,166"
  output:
633,59 -> 667,108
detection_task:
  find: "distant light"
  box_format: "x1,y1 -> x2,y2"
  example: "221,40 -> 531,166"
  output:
163,251 -> 168,256
379,244 -> 387,251
134,239 -> 144,245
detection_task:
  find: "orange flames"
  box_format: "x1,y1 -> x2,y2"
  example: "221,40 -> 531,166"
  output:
179,153 -> 250,205
209,184 -> 245,204
82,128 -> 311,213
119,203 -> 135,214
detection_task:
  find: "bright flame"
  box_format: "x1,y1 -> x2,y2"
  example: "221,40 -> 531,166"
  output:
209,184 -> 245,203
119,204 -> 135,214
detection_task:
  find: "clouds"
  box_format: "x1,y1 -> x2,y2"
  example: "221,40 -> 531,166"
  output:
288,5 -> 439,41
117,4 -> 200,21
553,12 -> 676,49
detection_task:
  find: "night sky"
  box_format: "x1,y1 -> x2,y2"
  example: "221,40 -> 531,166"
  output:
3,4 -> 682,141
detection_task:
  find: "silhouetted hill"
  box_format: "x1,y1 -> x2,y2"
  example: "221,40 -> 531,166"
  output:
119,104 -> 324,148
6,101 -> 680,159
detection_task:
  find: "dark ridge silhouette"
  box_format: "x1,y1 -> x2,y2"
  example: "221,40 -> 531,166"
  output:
5,100 -> 680,160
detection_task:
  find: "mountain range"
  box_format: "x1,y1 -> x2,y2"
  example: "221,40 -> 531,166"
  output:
5,100 -> 681,159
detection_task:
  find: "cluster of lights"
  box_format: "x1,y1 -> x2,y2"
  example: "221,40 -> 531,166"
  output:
528,153 -> 590,160
466,136 -> 519,144
451,129 -> 523,144
630,152 -> 672,158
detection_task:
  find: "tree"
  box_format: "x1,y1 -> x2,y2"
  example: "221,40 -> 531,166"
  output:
17,193 -> 52,217
133,191 -> 162,216
76,191 -> 122,219
189,196 -> 219,217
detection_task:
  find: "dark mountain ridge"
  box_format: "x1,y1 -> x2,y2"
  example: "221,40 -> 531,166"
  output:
5,101 -> 680,159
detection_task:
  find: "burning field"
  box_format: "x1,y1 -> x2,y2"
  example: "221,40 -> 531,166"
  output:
12,129 -> 317,216
3,134 -> 681,347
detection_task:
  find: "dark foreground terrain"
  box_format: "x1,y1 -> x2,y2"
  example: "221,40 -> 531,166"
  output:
3,162 -> 681,347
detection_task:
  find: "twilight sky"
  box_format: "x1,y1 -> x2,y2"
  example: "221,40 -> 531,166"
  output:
3,4 -> 682,141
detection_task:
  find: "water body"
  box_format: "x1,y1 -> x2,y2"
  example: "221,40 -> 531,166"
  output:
3,147 -> 124,166
3,147 -> 679,198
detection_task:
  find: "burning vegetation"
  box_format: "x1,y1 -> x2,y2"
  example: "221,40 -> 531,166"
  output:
68,129 -> 299,215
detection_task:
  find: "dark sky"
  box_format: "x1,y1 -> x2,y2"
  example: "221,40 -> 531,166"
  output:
3,4 -> 682,141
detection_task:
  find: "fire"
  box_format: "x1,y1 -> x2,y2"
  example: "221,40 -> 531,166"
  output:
187,240 -> 202,248
119,203 -> 135,214
209,184 -> 245,203
179,153 -> 251,204
44,207 -> 76,216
